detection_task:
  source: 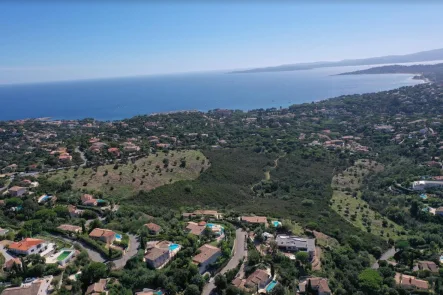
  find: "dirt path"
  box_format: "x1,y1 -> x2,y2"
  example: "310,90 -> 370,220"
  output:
252,154 -> 285,195
75,146 -> 87,167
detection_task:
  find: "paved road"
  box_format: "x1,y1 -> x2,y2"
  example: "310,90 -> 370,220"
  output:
112,234 -> 140,269
372,247 -> 396,269
0,244 -> 15,261
202,228 -> 247,295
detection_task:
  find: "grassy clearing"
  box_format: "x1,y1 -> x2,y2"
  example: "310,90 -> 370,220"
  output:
48,150 -> 209,198
330,159 -> 405,240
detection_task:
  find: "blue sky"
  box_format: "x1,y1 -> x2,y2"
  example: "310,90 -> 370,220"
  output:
1,2 -> 443,84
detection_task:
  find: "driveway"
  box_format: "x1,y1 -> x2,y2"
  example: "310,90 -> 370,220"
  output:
372,247 -> 396,269
111,234 -> 140,269
202,228 -> 247,295
47,233 -> 106,263
0,244 -> 15,261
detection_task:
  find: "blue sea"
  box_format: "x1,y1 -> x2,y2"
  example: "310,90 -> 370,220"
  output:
0,65 -> 423,121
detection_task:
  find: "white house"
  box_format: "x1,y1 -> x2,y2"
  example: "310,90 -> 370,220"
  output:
412,180 -> 443,191
8,238 -> 49,256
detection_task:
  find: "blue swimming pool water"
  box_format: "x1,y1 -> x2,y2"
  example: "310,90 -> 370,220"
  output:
155,291 -> 163,295
115,234 -> 122,239
420,194 -> 428,199
169,244 -> 179,251
272,221 -> 281,227
97,199 -> 106,203
266,281 -> 277,292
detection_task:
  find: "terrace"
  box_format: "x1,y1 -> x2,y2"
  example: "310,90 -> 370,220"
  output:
45,249 -> 76,266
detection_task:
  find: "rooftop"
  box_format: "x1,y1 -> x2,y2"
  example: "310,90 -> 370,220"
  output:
9,238 -> 45,252
57,224 -> 82,232
145,247 -> 169,261
245,269 -> 270,287
275,235 -> 315,252
186,222 -> 206,236
89,228 -> 115,238
241,216 -> 267,224
192,244 -> 221,264
299,277 -> 331,294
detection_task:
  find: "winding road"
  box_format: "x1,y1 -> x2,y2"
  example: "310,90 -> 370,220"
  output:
202,228 -> 247,295
112,234 -> 140,269
372,247 -> 396,269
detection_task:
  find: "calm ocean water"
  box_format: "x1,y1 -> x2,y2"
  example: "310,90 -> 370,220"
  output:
0,65 -> 423,121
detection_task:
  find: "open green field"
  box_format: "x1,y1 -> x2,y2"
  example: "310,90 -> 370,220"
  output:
330,159 -> 405,240
48,150 -> 209,198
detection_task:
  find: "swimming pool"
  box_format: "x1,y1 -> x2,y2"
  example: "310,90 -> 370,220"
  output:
115,233 -> 122,240
266,281 -> 277,292
57,251 -> 72,261
420,194 -> 428,200
155,291 -> 163,295
169,244 -> 180,251
272,221 -> 281,227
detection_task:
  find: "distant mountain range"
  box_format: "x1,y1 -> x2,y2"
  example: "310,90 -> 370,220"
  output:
230,48 -> 443,74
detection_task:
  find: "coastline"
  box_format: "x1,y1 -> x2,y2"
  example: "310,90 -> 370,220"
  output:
0,70 -> 423,122
13,81 -> 427,123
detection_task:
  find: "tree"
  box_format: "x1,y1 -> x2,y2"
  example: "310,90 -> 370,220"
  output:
270,284 -> 285,295
88,218 -> 103,232
81,219 -> 86,233
163,158 -> 169,167
184,284 -> 200,295
6,198 -> 23,208
410,199 -> 419,217
80,262 -> 107,286
296,251 -> 309,265
226,285 -> 244,295
26,254 -> 45,265
358,268 -> 382,294
214,274 -> 228,290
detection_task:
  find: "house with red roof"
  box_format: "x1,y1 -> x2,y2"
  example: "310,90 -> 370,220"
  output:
8,238 -> 48,256
81,194 -> 98,206
108,147 -> 120,157
89,228 -> 116,245
3,258 -> 22,271
395,273 -> 429,290
192,244 -> 222,274
144,223 -> 162,235
241,216 -> 268,227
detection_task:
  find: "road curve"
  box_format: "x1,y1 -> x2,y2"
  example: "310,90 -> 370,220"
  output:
372,247 -> 396,269
111,234 -> 140,269
202,228 -> 247,295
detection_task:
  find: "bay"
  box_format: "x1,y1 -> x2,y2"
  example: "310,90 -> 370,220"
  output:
0,65 -> 423,121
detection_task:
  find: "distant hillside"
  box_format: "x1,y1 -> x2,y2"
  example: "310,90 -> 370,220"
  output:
338,63 -> 443,83
230,48 -> 443,73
